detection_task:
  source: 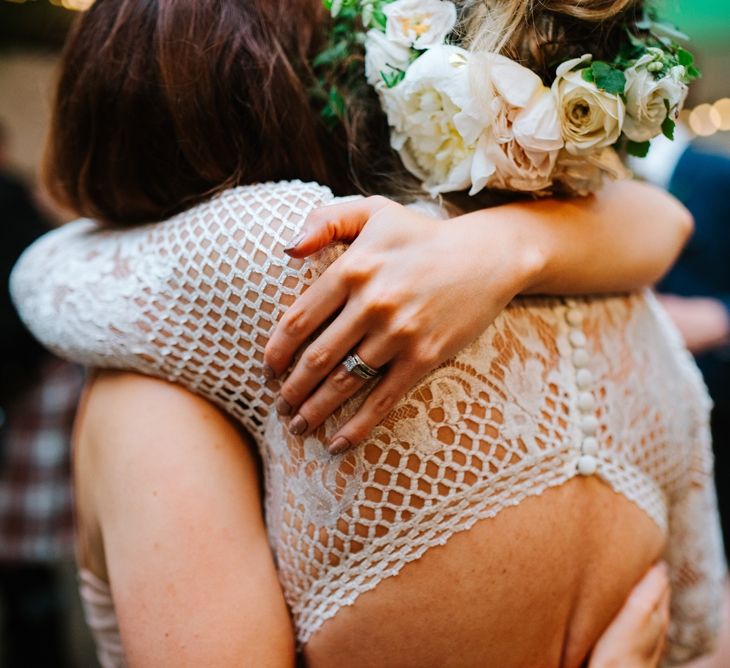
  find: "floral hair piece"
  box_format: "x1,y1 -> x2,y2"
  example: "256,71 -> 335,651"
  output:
319,0 -> 698,197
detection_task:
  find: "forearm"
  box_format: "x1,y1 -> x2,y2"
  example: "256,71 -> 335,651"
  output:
460,179 -> 693,296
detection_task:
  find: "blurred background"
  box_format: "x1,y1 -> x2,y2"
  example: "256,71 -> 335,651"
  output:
0,0 -> 728,667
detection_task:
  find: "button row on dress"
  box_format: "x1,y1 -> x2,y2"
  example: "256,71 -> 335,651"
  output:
566,303 -> 599,477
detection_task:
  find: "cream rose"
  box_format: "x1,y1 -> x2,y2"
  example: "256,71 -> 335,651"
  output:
383,45 -> 490,195
364,29 -> 413,88
552,55 -> 625,155
623,55 -> 688,142
383,0 -> 457,50
471,54 -> 563,193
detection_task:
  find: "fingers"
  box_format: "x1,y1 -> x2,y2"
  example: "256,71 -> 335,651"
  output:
263,260 -> 350,378
282,339 -> 395,439
626,561 -> 670,616
275,304 -> 373,417
588,561 -> 671,668
649,584 -> 671,666
326,361 -> 426,455
283,196 -> 391,258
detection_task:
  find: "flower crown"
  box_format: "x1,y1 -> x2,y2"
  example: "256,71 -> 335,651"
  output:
318,0 -> 698,197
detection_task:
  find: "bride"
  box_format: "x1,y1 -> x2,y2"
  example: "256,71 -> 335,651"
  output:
12,0 -> 724,666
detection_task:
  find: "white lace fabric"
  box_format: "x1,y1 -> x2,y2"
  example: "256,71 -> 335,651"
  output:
10,181 -> 726,664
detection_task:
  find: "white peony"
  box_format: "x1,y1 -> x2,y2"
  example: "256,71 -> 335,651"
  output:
383,45 -> 490,195
364,29 -> 413,88
552,55 -> 625,155
623,54 -> 689,142
383,0 -> 457,50
470,53 -> 563,194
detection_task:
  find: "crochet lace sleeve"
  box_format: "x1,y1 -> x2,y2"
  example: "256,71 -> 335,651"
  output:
651,300 -> 728,665
10,180 -> 336,441
664,403 -> 726,665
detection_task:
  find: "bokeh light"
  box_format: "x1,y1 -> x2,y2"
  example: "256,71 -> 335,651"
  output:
689,103 -> 723,137
713,98 -> 730,131
2,0 -> 93,10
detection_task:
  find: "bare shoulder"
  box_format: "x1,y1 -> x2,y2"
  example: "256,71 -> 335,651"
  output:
76,370 -> 260,519
75,371 -> 294,666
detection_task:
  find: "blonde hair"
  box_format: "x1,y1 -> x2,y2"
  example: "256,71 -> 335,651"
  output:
461,0 -> 643,78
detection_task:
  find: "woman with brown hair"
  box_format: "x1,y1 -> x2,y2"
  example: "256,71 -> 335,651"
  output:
11,0 -> 724,666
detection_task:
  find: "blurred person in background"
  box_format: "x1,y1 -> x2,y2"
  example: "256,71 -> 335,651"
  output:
0,120 -> 83,668
635,129 -> 730,555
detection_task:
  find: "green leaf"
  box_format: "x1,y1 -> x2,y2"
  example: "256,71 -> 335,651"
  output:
581,67 -> 595,83
319,86 -> 347,125
372,8 -> 387,30
312,40 -> 350,68
381,69 -> 406,88
626,140 -> 651,158
651,21 -> 689,42
662,117 -> 676,140
677,48 -> 694,67
687,65 -> 701,80
591,61 -> 626,95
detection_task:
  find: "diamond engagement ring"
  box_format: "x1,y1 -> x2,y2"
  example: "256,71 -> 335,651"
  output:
342,353 -> 381,380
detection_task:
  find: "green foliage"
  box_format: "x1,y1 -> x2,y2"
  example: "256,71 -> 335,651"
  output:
662,117 -> 676,140
590,62 -> 626,95
313,0 -> 402,125
313,2 -> 366,125
626,140 -> 651,158
381,70 -> 406,88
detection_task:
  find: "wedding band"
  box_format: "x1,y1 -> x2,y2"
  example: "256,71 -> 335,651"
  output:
342,353 -> 381,380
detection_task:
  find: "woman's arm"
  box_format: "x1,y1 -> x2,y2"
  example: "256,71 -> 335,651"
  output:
265,180 -> 693,452
463,179 -> 693,295
76,371 -> 294,667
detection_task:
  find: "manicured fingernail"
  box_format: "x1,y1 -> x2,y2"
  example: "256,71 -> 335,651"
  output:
328,436 -> 352,455
276,397 -> 292,416
284,232 -> 306,255
289,415 -> 308,436
262,364 -> 276,381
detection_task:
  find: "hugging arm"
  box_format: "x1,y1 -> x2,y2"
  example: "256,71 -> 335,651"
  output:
265,179 -> 693,452
10,182 -> 336,441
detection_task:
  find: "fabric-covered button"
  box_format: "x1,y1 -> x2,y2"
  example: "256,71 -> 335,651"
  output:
572,349 -> 590,368
576,368 -> 593,389
569,330 -> 587,348
578,391 -> 595,412
578,455 -> 598,476
566,308 -> 584,326
581,415 -> 599,435
582,437 -> 599,456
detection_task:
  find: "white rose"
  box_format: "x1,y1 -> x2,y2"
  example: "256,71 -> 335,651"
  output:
364,29 -> 413,88
383,0 -> 457,50
470,54 -> 563,193
552,55 -> 625,155
623,55 -> 688,142
383,45 -> 490,195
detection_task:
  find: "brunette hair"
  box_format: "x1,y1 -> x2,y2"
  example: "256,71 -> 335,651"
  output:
44,0 -> 354,226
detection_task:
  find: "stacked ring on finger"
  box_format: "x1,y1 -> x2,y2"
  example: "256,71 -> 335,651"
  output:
342,353 -> 382,380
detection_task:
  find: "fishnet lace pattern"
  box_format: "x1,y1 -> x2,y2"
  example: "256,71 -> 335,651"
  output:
11,181 -> 725,664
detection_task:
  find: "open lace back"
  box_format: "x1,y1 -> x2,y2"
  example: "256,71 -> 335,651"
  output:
11,181 -> 725,663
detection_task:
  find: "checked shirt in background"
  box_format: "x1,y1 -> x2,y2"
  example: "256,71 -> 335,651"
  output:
0,359 -> 84,563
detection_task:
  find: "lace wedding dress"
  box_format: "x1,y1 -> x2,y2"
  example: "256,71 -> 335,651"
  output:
10,181 -> 726,663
